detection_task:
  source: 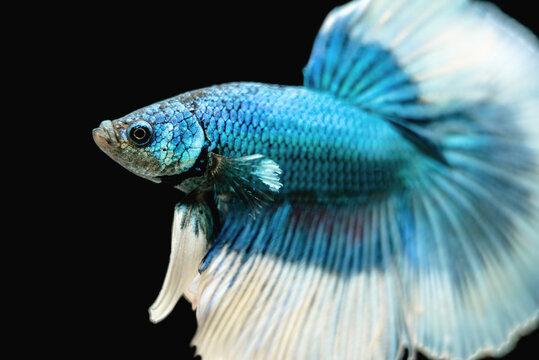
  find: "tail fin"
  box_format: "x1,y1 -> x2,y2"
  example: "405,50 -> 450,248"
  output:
304,0 -> 539,358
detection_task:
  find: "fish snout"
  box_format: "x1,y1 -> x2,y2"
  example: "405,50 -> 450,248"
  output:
93,120 -> 120,152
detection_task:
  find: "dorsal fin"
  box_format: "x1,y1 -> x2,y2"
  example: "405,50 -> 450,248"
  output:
303,0 -> 539,165
303,0 -> 421,116
303,0 -> 450,163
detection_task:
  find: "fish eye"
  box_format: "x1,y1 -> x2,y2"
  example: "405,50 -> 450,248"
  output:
127,121 -> 153,147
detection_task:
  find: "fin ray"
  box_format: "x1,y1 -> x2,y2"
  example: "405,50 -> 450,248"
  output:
188,202 -> 406,359
209,153 -> 282,217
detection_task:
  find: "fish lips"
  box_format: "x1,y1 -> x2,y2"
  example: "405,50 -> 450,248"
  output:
93,120 -> 120,154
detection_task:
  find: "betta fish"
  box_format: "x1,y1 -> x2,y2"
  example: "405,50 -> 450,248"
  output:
93,0 -> 539,359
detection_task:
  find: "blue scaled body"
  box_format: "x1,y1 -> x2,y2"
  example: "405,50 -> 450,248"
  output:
93,1 -> 539,360
180,82 -> 417,200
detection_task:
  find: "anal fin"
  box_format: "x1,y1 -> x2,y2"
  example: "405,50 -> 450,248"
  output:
187,202 -> 407,360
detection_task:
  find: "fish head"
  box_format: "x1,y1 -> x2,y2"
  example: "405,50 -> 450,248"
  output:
93,99 -> 206,184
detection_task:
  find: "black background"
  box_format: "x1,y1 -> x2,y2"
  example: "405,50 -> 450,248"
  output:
40,1 -> 537,359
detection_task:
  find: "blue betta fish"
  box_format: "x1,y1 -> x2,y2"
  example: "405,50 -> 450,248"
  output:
93,0 -> 539,359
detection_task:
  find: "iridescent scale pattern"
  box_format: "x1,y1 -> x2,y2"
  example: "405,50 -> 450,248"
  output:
186,82 -> 418,200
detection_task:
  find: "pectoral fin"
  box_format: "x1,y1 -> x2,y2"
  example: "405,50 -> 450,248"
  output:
209,153 -> 283,216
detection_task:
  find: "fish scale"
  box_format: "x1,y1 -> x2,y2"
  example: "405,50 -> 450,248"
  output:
185,82 -> 415,198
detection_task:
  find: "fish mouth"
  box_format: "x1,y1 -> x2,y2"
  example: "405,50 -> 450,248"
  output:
93,120 -> 120,152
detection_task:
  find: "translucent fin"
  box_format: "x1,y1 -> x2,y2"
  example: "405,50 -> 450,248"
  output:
187,186 -> 538,359
149,201 -> 212,323
187,203 -> 408,360
209,153 -> 282,216
400,159 -> 539,359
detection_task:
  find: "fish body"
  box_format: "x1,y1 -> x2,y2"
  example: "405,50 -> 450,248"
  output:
103,82 -> 416,201
93,1 -> 539,359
